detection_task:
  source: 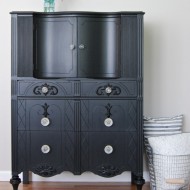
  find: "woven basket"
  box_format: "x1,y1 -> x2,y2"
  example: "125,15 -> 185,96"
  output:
153,154 -> 190,190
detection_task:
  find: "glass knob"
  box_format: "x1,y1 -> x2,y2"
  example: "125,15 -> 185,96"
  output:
104,145 -> 113,154
42,86 -> 49,94
105,87 -> 112,94
41,117 -> 50,127
79,44 -> 85,49
104,118 -> 113,127
70,44 -> 75,50
41,145 -> 51,154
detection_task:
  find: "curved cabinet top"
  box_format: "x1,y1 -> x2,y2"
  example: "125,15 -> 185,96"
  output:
10,11 -> 145,16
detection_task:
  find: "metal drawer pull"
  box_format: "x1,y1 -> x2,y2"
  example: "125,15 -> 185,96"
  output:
41,145 -> 51,154
105,86 -> 112,94
41,86 -> 49,94
104,118 -> 113,127
104,145 -> 113,154
41,117 -> 50,127
79,44 -> 85,49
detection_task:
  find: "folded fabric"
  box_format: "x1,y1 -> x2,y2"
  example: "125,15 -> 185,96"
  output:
143,115 -> 183,137
148,133 -> 190,155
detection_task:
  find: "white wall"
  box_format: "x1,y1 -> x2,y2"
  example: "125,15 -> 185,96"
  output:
0,0 -> 190,182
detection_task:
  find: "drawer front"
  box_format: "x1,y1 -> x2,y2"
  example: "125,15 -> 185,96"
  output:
81,100 -> 137,132
24,100 -> 64,131
18,99 -> 75,131
81,132 -> 138,176
18,81 -> 73,97
29,131 -> 63,177
81,81 -> 137,97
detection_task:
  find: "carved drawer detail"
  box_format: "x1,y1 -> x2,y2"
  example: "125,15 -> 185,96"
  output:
18,81 -> 72,96
81,81 -> 137,97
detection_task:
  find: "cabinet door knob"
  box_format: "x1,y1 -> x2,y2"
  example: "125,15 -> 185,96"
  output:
104,145 -> 113,154
79,44 -> 85,49
70,44 -> 75,50
41,117 -> 50,127
41,145 -> 51,154
104,118 -> 113,127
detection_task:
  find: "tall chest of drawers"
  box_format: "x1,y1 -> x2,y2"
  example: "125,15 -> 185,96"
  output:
10,11 -> 145,190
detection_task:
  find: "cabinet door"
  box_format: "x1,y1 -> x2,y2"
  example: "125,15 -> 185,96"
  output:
78,17 -> 121,78
34,17 -> 77,78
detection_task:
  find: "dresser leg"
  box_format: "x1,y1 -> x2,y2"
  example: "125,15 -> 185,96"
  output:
131,172 -> 145,190
10,175 -> 21,190
23,171 -> 29,184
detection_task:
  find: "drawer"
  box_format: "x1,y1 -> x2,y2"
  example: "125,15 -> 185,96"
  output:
81,80 -> 137,97
24,100 -> 64,131
81,132 -> 138,176
81,100 -> 137,132
29,131 -> 63,177
17,81 -> 73,97
28,131 -> 75,176
17,99 -> 75,131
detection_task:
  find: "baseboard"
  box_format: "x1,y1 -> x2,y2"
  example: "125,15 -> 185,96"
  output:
0,171 -> 150,182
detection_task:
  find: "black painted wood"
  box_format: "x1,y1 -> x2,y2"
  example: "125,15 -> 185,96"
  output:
78,16 -> 120,78
10,11 -> 145,190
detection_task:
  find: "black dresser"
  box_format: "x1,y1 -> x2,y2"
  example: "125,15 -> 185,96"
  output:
10,11 -> 145,190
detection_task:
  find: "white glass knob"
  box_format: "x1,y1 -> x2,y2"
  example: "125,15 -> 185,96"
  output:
105,87 -> 112,94
79,44 -> 85,49
41,145 -> 51,154
42,86 -> 49,94
104,145 -> 113,154
104,118 -> 113,127
41,117 -> 50,127
70,44 -> 75,50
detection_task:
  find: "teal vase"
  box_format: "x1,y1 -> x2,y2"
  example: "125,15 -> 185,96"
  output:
44,0 -> 55,12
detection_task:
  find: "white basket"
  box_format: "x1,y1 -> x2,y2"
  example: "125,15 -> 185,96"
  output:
153,154 -> 190,190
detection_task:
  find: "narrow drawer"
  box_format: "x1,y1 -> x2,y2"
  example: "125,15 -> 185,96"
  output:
81,80 -> 137,97
17,81 -> 73,97
81,100 -> 137,132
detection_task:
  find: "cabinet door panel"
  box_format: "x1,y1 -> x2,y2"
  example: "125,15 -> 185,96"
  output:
34,17 -> 77,78
78,17 -> 120,78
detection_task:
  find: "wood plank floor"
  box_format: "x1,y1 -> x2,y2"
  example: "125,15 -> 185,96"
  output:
1,182 -> 150,190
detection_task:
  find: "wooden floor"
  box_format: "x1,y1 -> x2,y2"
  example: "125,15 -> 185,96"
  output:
1,182 -> 150,190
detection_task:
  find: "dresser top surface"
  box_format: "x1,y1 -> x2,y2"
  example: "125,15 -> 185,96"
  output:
10,11 -> 145,16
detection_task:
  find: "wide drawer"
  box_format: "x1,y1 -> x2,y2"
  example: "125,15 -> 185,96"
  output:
17,99 -> 75,131
81,100 -> 137,132
29,131 -> 63,176
17,131 -> 75,175
81,132 -> 138,176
